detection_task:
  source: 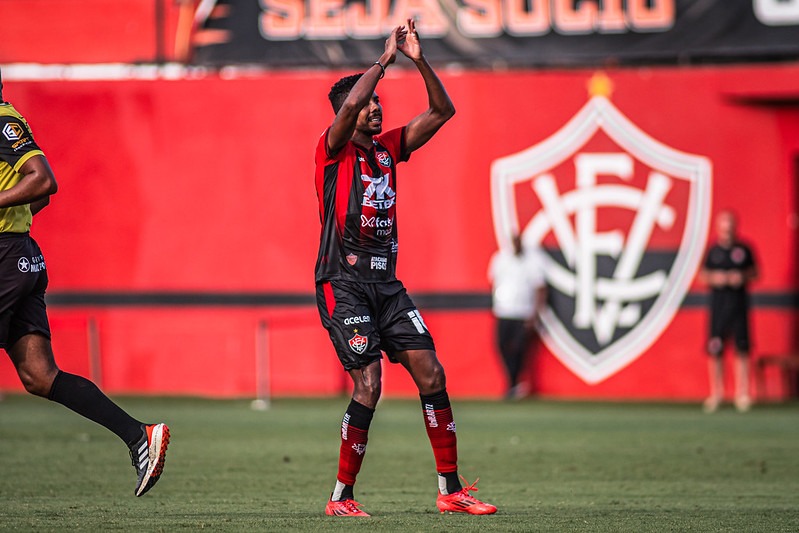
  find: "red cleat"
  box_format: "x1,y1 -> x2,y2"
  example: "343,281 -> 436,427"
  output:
436,477 -> 497,515
325,498 -> 370,517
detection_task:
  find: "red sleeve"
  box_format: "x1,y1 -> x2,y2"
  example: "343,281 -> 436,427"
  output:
376,127 -> 409,163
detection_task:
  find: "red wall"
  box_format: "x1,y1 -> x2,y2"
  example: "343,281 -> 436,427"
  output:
0,64 -> 797,399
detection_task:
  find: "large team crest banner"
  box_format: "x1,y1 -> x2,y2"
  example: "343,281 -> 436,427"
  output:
490,78 -> 711,384
192,0 -> 799,67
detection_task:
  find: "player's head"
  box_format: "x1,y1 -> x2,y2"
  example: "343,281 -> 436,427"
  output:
716,210 -> 737,244
328,73 -> 383,135
328,74 -> 364,114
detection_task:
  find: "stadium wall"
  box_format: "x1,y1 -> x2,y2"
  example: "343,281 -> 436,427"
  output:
0,63 -> 797,400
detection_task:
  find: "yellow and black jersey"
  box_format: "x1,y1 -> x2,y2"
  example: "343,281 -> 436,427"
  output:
0,102 -> 42,233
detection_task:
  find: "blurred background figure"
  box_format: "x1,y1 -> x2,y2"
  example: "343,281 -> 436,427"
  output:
488,234 -> 547,400
700,210 -> 758,413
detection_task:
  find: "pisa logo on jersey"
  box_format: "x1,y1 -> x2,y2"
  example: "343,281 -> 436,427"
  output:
490,76 -> 712,384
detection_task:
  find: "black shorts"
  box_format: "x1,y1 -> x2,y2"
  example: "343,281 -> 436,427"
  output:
316,279 -> 436,370
707,305 -> 750,357
0,233 -> 51,350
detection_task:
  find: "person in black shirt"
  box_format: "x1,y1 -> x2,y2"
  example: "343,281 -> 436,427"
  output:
700,210 -> 758,413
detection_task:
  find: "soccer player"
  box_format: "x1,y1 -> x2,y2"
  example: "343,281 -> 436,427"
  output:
314,20 -> 496,517
0,70 -> 169,496
700,210 -> 758,413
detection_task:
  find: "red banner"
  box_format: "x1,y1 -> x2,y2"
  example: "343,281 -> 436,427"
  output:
0,62 -> 797,399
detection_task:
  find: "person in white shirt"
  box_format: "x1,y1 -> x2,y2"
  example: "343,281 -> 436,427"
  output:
488,234 -> 548,399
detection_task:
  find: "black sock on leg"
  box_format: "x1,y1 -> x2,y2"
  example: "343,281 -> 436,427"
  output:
48,371 -> 144,446
439,471 -> 462,494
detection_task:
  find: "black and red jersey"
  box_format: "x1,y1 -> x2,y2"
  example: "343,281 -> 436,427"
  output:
314,126 -> 408,283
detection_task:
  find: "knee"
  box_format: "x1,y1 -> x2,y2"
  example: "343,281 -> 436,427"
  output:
352,374 -> 382,408
18,367 -> 57,398
418,362 -> 447,395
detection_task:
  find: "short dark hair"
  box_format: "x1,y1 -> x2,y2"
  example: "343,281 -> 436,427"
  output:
328,73 -> 363,114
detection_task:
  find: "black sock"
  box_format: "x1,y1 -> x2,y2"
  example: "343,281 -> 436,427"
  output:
440,471 -> 462,494
48,371 -> 143,446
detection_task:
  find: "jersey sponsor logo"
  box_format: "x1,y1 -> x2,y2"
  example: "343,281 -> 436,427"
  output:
370,256 -> 387,270
361,172 -> 396,210
490,76 -> 712,384
348,330 -> 369,354
344,315 -> 370,325
2,122 -> 23,141
376,151 -> 392,167
346,253 -> 358,266
361,215 -> 394,236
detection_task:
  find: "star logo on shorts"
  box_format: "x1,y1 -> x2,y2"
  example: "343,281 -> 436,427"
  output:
17,257 -> 30,272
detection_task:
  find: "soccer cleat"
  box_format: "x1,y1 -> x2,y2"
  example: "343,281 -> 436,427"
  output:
129,423 -> 170,497
436,477 -> 497,515
325,498 -> 370,517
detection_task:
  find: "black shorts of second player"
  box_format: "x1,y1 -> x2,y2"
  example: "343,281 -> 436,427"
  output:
316,279 -> 436,371
0,233 -> 51,350
707,307 -> 750,357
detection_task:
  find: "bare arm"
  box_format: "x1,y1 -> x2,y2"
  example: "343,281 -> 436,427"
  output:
327,26 -> 406,155
397,19 -> 456,155
0,154 -> 58,210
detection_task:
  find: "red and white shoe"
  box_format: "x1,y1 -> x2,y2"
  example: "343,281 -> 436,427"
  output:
325,498 -> 370,517
436,477 -> 497,515
129,423 -> 170,497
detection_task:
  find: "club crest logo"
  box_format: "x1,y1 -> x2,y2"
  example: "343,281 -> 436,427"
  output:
376,151 -> 392,167
348,331 -> 369,354
490,75 -> 712,384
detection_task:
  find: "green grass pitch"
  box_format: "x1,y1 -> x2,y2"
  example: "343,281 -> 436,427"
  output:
1,394 -> 798,531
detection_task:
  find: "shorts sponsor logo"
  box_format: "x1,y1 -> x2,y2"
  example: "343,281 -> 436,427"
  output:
370,256 -> 387,270
490,78 -> 711,384
346,254 -> 358,265
348,330 -> 369,354
2,122 -> 23,141
344,315 -> 370,325
19,254 -> 46,273
376,151 -> 392,167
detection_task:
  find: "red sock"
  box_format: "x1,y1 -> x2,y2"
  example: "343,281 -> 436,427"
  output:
420,389 -> 458,474
336,400 -> 374,486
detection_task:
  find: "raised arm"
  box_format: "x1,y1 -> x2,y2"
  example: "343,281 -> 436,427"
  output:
327,26 -> 407,155
397,18 -> 456,155
0,154 -> 58,211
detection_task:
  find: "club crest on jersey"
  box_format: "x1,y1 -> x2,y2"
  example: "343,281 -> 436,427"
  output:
346,254 -> 358,266
490,78 -> 712,384
376,151 -> 392,167
348,330 -> 369,354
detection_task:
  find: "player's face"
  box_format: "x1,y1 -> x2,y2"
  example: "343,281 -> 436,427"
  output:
355,93 -> 383,135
